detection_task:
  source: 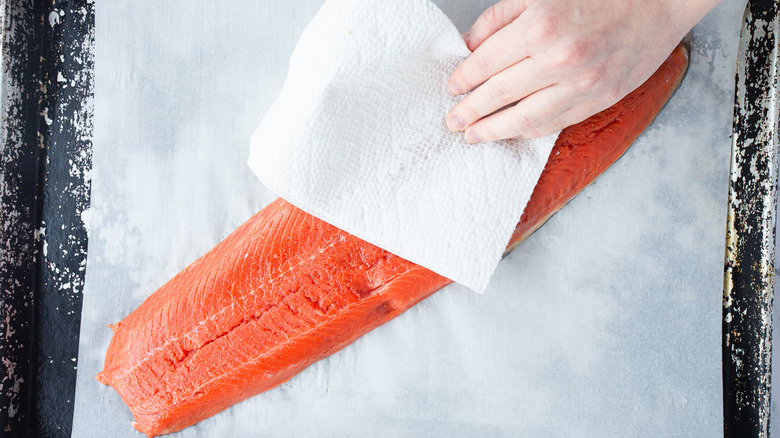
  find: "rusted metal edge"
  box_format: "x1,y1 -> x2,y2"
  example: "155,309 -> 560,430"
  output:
722,0 -> 779,437
31,1 -> 94,436
0,1 -> 46,435
0,0 -> 94,436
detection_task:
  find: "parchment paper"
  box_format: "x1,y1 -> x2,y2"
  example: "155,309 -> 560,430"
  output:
73,1 -> 743,436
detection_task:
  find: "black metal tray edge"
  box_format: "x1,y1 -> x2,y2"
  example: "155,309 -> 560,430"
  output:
0,1 -> 93,436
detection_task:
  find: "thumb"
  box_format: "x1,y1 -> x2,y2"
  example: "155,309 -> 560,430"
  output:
465,0 -> 531,51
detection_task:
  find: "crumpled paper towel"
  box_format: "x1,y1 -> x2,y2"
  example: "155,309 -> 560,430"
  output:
248,0 -> 558,292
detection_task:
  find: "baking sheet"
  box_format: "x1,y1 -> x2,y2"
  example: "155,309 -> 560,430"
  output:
73,1 -> 743,436
0,1 -> 93,435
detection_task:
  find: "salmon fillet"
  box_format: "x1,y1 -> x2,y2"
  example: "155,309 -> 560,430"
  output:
98,45 -> 689,437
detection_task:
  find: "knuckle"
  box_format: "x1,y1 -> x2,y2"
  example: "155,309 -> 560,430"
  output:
484,4 -> 501,27
520,128 -> 542,139
483,0 -> 514,27
527,116 -> 568,139
455,101 -> 480,124
556,40 -> 592,69
577,70 -> 601,91
474,56 -> 494,77
479,125 -> 499,142
489,79 -> 515,103
531,13 -> 559,43
511,110 -> 542,133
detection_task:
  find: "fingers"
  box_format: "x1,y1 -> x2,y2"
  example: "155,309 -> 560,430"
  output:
448,23 -> 530,95
465,0 -> 530,51
446,57 -> 552,132
527,97 -> 617,138
462,85 -> 577,143
523,108 -> 579,139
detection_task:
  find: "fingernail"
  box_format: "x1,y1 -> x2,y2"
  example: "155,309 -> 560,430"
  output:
448,80 -> 463,95
465,130 -> 482,144
447,114 -> 465,131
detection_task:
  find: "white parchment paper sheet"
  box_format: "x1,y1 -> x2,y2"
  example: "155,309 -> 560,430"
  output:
73,1 -> 742,436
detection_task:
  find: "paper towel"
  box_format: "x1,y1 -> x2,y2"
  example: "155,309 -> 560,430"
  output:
248,0 -> 557,292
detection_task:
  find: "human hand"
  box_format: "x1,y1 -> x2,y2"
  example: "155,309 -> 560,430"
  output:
446,0 -> 721,142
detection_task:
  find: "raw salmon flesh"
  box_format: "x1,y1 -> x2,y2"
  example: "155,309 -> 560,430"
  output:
98,45 -> 690,437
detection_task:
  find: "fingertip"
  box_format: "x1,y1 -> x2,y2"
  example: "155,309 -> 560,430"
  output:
446,113 -> 465,131
464,33 -> 483,51
465,129 -> 483,144
447,78 -> 464,96
462,30 -> 481,51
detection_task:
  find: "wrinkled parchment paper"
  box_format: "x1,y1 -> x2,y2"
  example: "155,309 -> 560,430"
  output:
73,1 -> 744,436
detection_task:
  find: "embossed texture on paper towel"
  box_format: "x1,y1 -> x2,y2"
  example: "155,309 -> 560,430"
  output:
248,0 -> 557,292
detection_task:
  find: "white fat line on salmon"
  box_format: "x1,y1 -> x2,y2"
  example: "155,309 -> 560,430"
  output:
167,263 -> 421,408
116,232 -> 348,378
